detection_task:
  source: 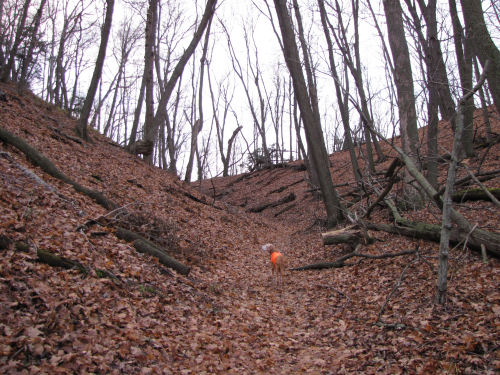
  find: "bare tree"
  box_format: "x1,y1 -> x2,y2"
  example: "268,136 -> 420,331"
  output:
207,64 -> 242,177
383,0 -> 420,167
1,0 -> 31,82
223,20 -> 272,166
76,0 -> 115,141
326,0 -> 386,172
447,0 -> 474,157
317,0 -> 361,184
185,16 -> 212,182
142,0 -> 159,164
436,62 -> 489,305
460,0 -> 500,114
141,0 -> 218,164
103,20 -> 138,137
19,0 -> 48,86
273,0 -> 344,226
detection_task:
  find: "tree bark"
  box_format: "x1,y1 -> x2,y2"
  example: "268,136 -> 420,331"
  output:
19,0 -> 47,85
321,226 -> 373,247
449,0 -> 474,157
143,0 -> 158,164
383,0 -> 420,164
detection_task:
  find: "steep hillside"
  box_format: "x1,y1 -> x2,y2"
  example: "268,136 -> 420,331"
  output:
0,82 -> 499,374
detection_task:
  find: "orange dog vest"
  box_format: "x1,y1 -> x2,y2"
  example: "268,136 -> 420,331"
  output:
270,251 -> 282,265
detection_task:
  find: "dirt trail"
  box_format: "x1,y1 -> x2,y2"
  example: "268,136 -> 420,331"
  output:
184,224 -> 353,374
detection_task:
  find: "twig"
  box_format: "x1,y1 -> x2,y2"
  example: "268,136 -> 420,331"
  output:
462,164 -> 500,207
376,256 -> 416,323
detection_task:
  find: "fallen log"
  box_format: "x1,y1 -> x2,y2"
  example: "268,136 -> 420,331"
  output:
37,249 -> 88,274
115,227 -> 190,276
248,192 -> 296,213
274,203 -> 296,217
133,239 -> 190,276
363,220 -> 500,257
364,110 -> 500,256
268,178 -> 304,195
0,126 -> 118,210
452,187 -> 500,203
321,226 -> 373,247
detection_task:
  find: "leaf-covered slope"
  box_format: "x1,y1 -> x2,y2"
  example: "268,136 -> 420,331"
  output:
0,82 -> 499,374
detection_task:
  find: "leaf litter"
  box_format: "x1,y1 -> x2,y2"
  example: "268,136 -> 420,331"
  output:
0,82 -> 499,374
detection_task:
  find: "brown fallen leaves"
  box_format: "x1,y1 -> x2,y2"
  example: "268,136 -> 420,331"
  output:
0,82 -> 499,374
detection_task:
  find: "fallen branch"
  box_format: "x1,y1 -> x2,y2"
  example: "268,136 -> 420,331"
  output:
268,178 -> 304,195
365,174 -> 400,218
291,247 -> 417,271
363,219 -> 499,257
274,203 -> 296,217
376,260 -> 414,323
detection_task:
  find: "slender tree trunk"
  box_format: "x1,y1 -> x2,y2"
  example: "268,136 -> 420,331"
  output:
473,57 -> 492,139
427,81 -> 439,188
436,76 -> 474,305
143,0 -> 158,164
460,0 -> 500,114
273,0 -> 344,226
76,0 -> 114,141
128,75 -> 146,148
383,0 -> 422,205
146,0 -> 217,159
318,0 -> 361,184
449,0 -> 474,157
19,0 -> 47,85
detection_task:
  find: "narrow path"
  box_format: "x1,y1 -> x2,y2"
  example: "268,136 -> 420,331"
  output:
196,227 -> 351,374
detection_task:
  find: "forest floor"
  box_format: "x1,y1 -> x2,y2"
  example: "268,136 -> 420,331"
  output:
0,82 -> 499,374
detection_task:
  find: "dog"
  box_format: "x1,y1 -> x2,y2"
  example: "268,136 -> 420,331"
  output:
262,243 -> 286,285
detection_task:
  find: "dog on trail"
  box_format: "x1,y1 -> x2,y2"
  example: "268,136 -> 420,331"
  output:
262,243 -> 286,286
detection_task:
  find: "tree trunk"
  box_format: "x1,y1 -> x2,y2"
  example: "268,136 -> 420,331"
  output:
127,73 -> 146,148
436,75 -> 468,304
19,0 -> 47,85
273,0 -> 343,227
143,0 -> 158,164
1,0 -> 32,82
383,0 -> 419,163
460,0 -> 500,114
76,0 -> 114,141
383,0 -> 421,202
449,0 -> 474,157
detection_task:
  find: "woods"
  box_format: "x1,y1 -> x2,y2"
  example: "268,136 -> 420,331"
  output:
0,0 -> 499,373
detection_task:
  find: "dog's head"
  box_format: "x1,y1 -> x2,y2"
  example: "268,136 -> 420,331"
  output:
261,243 -> 275,254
